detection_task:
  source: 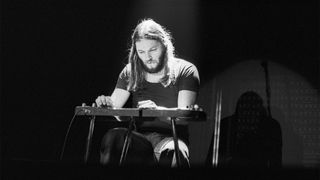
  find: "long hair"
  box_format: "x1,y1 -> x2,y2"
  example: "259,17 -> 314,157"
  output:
127,18 -> 175,91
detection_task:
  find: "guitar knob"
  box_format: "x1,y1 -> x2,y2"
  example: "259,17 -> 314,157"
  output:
194,104 -> 199,110
92,103 -> 96,107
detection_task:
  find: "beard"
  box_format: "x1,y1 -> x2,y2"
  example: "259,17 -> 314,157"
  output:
140,53 -> 165,74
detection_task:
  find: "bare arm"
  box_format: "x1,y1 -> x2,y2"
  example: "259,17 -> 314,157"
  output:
176,90 -> 198,124
137,90 -> 197,109
95,88 -> 130,121
137,90 -> 197,124
96,88 -> 130,108
177,90 -> 197,108
110,88 -> 131,108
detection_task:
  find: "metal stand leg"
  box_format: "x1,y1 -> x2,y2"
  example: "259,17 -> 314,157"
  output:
84,116 -> 96,163
170,117 -> 181,167
119,117 -> 135,166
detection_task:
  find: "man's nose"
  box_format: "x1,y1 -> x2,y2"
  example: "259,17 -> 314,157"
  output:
145,52 -> 152,60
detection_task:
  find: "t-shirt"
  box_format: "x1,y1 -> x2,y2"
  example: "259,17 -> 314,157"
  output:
115,58 -> 200,141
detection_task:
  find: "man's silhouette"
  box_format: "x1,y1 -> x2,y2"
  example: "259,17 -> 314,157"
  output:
206,91 -> 282,168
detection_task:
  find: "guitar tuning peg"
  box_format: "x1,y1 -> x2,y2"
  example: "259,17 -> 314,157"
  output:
92,103 -> 96,107
82,103 -> 86,107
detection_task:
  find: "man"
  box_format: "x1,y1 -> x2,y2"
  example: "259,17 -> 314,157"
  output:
95,19 -> 200,167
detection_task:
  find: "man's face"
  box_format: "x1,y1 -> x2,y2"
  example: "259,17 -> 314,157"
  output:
135,39 -> 165,73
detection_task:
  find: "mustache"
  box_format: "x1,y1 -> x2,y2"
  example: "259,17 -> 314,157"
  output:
147,59 -> 156,63
139,59 -> 164,73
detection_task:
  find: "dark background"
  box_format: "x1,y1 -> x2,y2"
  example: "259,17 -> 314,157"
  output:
1,0 -> 319,171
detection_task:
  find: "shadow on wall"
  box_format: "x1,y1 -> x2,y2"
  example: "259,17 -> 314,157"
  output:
271,106 -> 303,167
189,60 -> 319,168
206,91 -> 282,168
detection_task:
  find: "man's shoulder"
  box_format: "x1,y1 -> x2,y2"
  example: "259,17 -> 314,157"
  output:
169,58 -> 199,80
170,58 -> 197,69
171,58 -> 194,65
121,63 -> 131,72
124,63 -> 131,70
118,63 -> 131,78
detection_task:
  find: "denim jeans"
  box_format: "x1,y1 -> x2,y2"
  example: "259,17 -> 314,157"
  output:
100,128 -> 190,167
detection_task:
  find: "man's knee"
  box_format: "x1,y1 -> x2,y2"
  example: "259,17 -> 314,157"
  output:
156,139 -> 190,167
101,128 -> 128,147
100,128 -> 156,166
100,128 -> 128,165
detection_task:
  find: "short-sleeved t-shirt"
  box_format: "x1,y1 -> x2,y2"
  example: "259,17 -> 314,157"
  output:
115,58 -> 200,140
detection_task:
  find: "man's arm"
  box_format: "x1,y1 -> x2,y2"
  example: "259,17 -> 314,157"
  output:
96,88 -> 130,108
96,88 -> 130,121
137,90 -> 197,109
110,88 -> 131,108
175,90 -> 198,124
177,90 -> 197,108
137,90 -> 197,124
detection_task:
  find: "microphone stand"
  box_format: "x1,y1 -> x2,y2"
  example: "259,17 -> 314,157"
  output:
261,61 -> 272,117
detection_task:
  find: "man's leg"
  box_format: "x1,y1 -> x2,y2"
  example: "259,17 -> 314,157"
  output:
154,137 -> 190,167
100,128 -> 156,166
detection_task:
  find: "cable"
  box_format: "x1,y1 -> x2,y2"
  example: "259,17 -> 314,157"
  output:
59,109 -> 82,161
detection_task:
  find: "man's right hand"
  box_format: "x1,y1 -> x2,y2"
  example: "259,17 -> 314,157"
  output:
95,95 -> 114,108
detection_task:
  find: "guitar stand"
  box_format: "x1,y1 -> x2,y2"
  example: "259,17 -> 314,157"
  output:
119,117 -> 135,166
84,115 -> 136,165
84,115 -> 96,163
118,116 -> 182,167
82,111 -> 185,167
170,117 -> 181,167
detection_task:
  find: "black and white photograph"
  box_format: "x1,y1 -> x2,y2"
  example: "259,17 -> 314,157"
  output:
1,0 -> 319,179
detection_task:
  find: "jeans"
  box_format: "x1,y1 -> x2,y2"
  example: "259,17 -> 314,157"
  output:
100,128 -> 190,167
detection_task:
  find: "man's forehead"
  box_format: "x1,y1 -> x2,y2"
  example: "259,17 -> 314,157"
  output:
135,39 -> 162,49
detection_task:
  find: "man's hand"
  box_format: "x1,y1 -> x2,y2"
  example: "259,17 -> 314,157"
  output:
95,95 -> 115,108
137,100 -> 158,109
